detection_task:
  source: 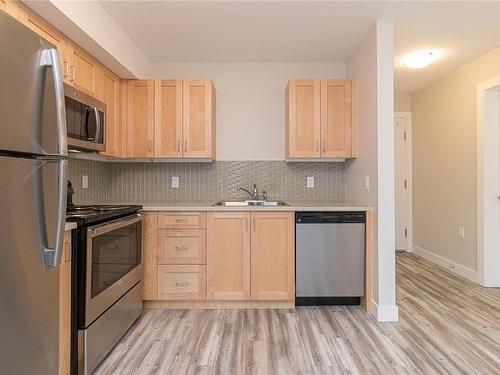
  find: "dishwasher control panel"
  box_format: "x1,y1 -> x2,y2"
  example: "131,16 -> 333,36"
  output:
296,212 -> 365,224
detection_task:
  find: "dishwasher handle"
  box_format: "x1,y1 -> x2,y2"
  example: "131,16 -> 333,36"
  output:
296,211 -> 366,224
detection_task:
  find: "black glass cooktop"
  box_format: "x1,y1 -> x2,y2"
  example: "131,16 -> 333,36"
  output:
66,205 -> 142,225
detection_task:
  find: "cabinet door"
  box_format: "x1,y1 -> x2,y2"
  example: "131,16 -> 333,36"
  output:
285,80 -> 320,158
23,8 -> 69,81
126,80 -> 155,157
183,80 -> 215,158
155,80 -> 183,157
250,212 -> 295,300
58,231 -> 72,375
143,212 -> 158,300
98,69 -> 122,157
320,80 -> 355,158
207,212 -> 250,300
66,41 -> 99,96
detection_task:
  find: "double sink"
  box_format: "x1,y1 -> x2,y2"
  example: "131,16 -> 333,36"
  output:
213,200 -> 288,207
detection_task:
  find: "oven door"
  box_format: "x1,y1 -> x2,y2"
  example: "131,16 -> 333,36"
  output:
84,214 -> 144,327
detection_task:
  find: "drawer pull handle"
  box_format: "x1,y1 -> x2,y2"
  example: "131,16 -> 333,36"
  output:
175,218 -> 189,223
175,281 -> 189,287
175,245 -> 189,251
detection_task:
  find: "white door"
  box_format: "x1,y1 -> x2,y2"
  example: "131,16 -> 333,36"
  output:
394,115 -> 409,250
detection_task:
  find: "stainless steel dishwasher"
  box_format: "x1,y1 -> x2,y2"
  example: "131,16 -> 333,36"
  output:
295,212 -> 365,306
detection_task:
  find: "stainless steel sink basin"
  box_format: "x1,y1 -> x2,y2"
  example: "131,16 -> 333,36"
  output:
213,200 -> 288,207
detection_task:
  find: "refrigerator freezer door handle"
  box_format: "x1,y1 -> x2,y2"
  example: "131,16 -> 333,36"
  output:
40,48 -> 68,156
39,159 -> 67,267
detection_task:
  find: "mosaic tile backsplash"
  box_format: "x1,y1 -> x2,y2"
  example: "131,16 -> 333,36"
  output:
68,159 -> 346,204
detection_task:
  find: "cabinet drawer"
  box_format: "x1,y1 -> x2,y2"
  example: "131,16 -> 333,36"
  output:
158,229 -> 206,265
158,265 -> 206,300
157,212 -> 206,229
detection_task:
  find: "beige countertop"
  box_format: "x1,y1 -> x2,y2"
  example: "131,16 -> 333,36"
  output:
65,222 -> 77,231
137,201 -> 372,212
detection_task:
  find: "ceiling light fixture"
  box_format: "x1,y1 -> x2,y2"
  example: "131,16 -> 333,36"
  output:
400,49 -> 441,69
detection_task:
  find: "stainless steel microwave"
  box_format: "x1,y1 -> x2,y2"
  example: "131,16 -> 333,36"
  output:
64,83 -> 106,152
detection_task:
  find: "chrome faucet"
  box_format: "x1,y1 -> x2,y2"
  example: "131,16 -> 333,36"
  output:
237,184 -> 259,200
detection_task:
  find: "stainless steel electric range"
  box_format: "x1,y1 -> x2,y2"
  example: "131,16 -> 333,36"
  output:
67,203 -> 144,374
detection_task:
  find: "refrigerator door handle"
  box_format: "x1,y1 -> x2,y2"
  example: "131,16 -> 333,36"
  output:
40,48 -> 68,156
38,159 -> 67,267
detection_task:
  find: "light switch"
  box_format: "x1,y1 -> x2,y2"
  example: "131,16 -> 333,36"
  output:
82,175 -> 88,189
171,176 -> 179,188
457,226 -> 465,239
363,176 -> 370,191
307,176 -> 314,188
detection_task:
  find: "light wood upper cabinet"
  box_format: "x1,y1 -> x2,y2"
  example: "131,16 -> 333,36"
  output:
22,7 -> 69,80
1,0 -> 25,21
66,41 -> 99,96
96,69 -> 123,157
183,80 -> 216,158
122,79 -> 215,159
250,212 -> 295,300
155,80 -> 183,157
286,79 -> 357,159
285,80 -> 321,158
207,212 -> 250,300
125,80 -> 155,157
321,80 -> 356,158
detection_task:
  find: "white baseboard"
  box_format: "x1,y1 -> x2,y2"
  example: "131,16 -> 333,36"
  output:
371,300 -> 399,322
412,244 -> 478,283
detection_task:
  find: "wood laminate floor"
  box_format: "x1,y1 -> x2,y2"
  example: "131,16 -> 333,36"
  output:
95,253 -> 500,374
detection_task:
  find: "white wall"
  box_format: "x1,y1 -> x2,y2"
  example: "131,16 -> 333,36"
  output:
149,62 -> 345,160
346,20 -> 397,321
394,93 -> 411,111
412,46 -> 500,277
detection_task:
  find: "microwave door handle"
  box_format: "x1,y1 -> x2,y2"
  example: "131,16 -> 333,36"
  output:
36,159 -> 67,267
40,48 -> 68,156
93,107 -> 101,144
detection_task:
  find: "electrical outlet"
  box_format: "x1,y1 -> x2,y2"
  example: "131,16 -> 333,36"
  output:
457,226 -> 465,239
82,175 -> 88,189
307,176 -> 314,188
363,176 -> 370,191
171,176 -> 179,188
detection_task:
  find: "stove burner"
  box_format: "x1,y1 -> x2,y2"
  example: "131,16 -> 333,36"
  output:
93,206 -> 127,212
67,205 -> 95,212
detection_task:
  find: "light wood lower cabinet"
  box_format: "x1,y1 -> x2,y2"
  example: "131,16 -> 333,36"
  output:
207,211 -> 294,301
144,210 -> 295,303
143,212 -> 159,300
59,231 -> 72,375
157,211 -> 206,229
207,212 -> 251,300
158,229 -> 206,265
158,265 -> 206,300
250,212 -> 295,300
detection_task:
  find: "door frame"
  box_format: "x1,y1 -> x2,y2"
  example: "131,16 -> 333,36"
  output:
394,111 -> 413,252
476,77 -> 500,287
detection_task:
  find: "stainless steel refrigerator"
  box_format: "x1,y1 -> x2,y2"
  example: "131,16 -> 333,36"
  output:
0,11 -> 68,375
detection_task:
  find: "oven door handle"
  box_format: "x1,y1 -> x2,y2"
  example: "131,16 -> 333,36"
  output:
87,213 -> 145,237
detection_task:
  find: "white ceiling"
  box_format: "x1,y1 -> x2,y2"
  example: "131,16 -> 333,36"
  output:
97,1 -> 500,93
